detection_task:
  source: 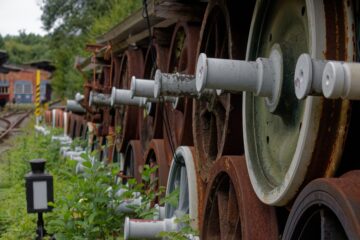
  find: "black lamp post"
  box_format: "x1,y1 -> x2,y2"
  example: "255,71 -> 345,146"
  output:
25,159 -> 54,240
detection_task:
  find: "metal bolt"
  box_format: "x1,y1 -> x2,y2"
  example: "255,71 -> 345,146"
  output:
322,61 -> 360,99
130,76 -> 155,98
294,53 -> 328,99
89,91 -> 111,107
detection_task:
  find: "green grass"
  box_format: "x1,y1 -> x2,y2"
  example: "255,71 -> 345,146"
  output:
0,117 -> 65,239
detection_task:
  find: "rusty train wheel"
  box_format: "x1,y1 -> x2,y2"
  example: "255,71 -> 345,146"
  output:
163,22 -> 200,161
75,115 -> 83,138
104,126 -> 115,164
45,110 -> 51,125
139,41 -> 169,152
123,140 -> 144,184
144,139 -> 170,191
81,119 -> 88,140
243,0 -> 353,206
201,156 -> 278,240
193,0 -> 254,182
114,49 -> 144,153
282,170 -> 360,240
69,113 -> 77,138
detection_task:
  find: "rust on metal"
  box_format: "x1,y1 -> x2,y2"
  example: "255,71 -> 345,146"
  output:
123,140 -> 144,184
299,0 -> 354,197
201,156 -> 278,240
144,139 -> 170,191
163,21 -> 200,161
283,170 -> 360,239
193,0 -> 252,182
139,39 -> 169,152
114,49 -> 144,153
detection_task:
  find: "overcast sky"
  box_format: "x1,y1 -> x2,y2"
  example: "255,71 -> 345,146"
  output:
0,0 -> 46,36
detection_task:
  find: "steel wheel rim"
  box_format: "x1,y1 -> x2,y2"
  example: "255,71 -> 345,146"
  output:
243,0 -> 352,206
193,1 -> 249,181
164,22 -> 199,160
282,171 -> 360,239
114,50 -> 143,152
201,156 -> 278,240
165,146 -> 199,230
139,43 -> 166,152
145,139 -> 170,190
123,140 -> 143,184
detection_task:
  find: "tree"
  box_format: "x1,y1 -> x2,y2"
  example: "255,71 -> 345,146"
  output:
40,0 -> 141,98
0,35 -> 5,49
1,32 -> 51,65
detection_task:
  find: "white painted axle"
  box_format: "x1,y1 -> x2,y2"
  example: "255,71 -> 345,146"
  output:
52,135 -> 72,143
124,217 -> 177,240
294,53 -> 328,99
52,109 -> 56,128
196,46 -> 283,112
111,88 -> 148,107
34,125 -> 50,135
75,92 -> 84,102
322,61 -> 360,99
89,91 -> 111,107
63,112 -> 69,135
63,150 -> 86,158
154,70 -> 197,98
196,53 -> 276,97
131,77 -> 155,98
114,189 -> 143,214
66,100 -> 86,113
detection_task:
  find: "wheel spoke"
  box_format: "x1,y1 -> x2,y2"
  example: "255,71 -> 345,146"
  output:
213,102 -> 225,153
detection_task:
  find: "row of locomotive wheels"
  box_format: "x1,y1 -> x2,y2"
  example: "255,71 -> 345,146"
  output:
69,0 -> 360,239
198,0 -> 359,239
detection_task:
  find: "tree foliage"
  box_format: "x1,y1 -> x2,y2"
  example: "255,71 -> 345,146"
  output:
0,31 -> 51,65
40,0 -> 141,98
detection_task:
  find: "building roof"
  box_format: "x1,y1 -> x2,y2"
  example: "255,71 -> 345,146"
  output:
0,64 -> 22,74
96,0 -> 205,53
27,60 -> 56,72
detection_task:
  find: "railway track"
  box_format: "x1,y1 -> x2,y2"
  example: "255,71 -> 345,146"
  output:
45,0 -> 360,239
0,110 -> 31,140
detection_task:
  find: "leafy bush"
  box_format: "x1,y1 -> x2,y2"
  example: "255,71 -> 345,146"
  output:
0,120 -> 198,240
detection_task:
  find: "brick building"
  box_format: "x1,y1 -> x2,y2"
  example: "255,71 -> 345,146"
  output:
0,66 -> 51,103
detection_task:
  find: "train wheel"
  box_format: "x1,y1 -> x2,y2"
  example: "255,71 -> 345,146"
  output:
114,49 -> 144,153
201,156 -> 278,240
165,146 -> 204,231
144,139 -> 170,192
193,0 -> 254,182
243,0 -> 354,206
163,22 -> 200,161
282,170 -> 360,239
123,140 -> 144,184
139,42 -> 169,152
